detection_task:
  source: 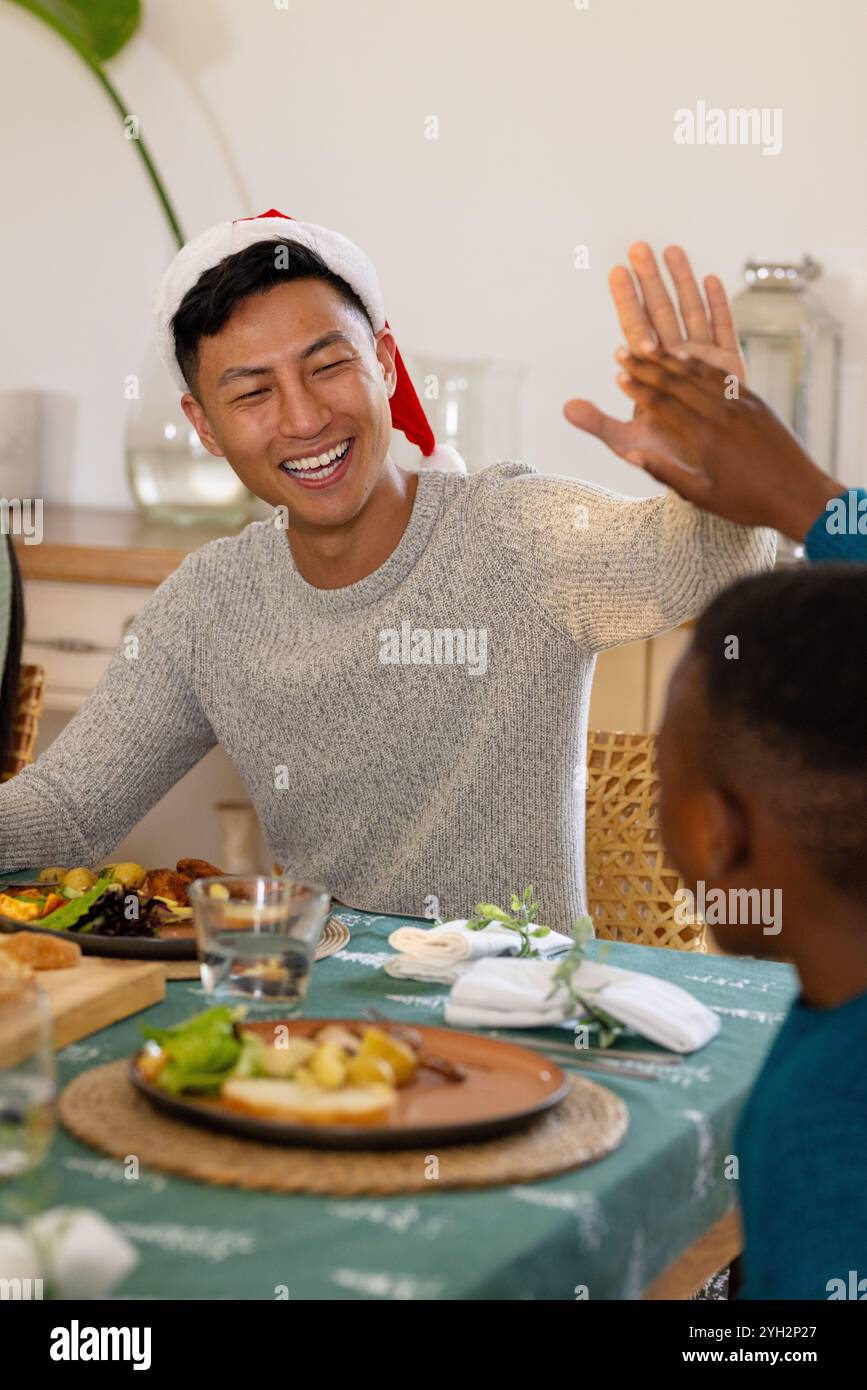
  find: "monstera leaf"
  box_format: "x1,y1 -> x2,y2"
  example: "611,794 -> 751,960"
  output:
8,0 -> 183,245
10,0 -> 141,62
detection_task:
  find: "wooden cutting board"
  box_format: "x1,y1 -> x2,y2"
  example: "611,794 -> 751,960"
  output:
0,957 -> 165,1063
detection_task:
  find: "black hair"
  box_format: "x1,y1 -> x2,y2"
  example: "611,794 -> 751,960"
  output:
691,565 -> 867,895
171,239 -> 375,397
0,534 -> 24,772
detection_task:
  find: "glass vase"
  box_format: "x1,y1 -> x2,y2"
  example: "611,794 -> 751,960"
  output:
125,339 -> 255,526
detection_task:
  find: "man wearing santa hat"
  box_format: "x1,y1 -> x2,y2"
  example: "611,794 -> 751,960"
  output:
0,211 -> 773,931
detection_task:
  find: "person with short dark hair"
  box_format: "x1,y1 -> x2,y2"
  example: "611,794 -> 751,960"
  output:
657,566 -> 867,1299
0,216 -> 774,927
171,240 -> 374,403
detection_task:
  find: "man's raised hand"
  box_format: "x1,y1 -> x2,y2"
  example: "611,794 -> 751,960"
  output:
564,242 -> 746,462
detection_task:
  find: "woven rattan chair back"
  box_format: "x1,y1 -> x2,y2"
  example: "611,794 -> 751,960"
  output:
1,664 -> 46,782
585,729 -> 706,951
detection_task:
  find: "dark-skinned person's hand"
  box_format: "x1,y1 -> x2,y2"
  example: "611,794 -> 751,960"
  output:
609,347 -> 842,541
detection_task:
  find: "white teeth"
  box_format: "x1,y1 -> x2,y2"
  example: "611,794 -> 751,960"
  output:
297,455 -> 340,480
283,439 -> 351,472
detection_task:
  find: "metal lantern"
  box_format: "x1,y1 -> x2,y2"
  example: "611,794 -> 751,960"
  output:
732,255 -> 842,563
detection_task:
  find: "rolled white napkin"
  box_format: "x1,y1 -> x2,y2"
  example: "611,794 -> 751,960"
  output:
388,918 -> 575,968
0,1207 -> 138,1298
383,956 -> 478,985
443,957 -> 719,1053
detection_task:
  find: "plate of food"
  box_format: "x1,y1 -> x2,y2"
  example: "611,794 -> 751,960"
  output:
0,859 -> 222,960
129,1007 -> 569,1149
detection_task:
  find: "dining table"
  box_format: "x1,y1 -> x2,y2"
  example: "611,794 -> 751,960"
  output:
5,894 -> 799,1301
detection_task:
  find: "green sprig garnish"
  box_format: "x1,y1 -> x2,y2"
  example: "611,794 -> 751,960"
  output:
546,915 -> 625,1048
437,887 -> 625,1048
450,883 -> 551,958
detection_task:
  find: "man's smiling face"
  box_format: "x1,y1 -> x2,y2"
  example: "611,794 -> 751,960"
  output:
180,277 -> 398,528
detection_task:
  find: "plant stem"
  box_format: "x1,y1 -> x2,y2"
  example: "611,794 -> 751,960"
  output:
10,1 -> 184,245
80,52 -> 185,248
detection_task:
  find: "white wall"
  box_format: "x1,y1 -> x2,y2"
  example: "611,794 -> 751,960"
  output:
1,0 -> 866,510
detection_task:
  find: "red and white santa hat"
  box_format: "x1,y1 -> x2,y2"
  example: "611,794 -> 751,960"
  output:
153,208 -> 466,474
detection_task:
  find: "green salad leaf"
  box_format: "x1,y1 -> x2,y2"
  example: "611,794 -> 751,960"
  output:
140,1005 -> 252,1094
36,875 -> 115,932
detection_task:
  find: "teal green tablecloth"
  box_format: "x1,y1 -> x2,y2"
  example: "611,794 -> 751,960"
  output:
5,892 -> 798,1300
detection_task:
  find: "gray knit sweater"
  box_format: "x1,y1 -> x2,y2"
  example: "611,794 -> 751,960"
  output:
0,462 -> 774,930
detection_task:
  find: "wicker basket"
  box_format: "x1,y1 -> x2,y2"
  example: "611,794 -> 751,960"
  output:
585,729 -> 705,952
1,663 -> 46,782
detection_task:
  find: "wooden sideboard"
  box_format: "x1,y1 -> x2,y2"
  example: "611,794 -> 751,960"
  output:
14,507 -> 248,713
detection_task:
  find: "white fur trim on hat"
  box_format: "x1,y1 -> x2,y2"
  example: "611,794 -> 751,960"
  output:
421,444 -> 467,473
153,212 -> 469,475
153,215 -> 385,393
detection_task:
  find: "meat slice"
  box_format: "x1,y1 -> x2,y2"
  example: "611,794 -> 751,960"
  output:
175,858 -> 224,881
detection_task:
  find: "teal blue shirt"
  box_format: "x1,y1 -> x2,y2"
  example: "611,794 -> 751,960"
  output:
735,989 -> 867,1299
805,487 -> 867,563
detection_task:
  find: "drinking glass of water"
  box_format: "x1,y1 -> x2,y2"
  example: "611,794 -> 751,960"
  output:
188,875 -> 331,1018
0,978 -> 57,1222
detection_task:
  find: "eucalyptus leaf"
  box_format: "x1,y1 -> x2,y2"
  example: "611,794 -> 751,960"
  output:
466,884 -> 552,957
544,915 -> 625,1047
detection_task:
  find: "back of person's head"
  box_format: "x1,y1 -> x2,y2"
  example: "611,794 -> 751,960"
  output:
0,534 -> 24,773
691,564 -> 867,899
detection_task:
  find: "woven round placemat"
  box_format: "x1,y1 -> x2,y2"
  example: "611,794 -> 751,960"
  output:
59,1063 -> 628,1195
161,914 -> 351,982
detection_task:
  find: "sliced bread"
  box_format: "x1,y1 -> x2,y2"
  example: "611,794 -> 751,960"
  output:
221,1077 -> 396,1126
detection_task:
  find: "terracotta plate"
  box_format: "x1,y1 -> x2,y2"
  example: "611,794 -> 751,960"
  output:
129,1017 -> 569,1150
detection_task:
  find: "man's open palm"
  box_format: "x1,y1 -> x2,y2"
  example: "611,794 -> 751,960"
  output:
564,243 -> 746,462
